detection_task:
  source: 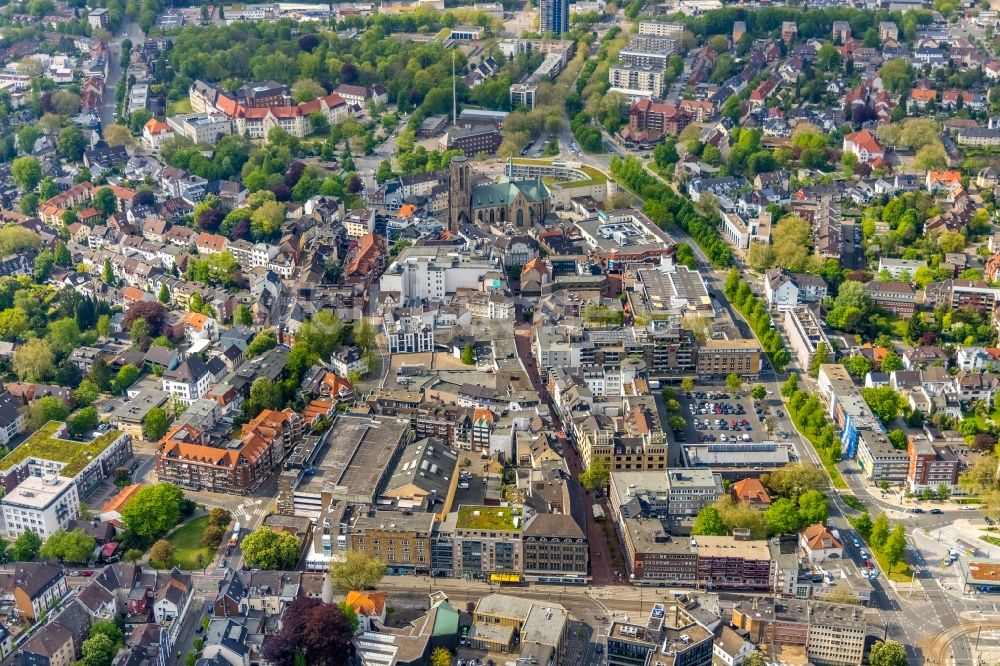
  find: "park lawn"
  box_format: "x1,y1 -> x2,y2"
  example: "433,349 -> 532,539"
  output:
167,98 -> 192,115
165,515 -> 215,570
870,545 -> 914,583
962,403 -> 1000,433
888,316 -> 907,339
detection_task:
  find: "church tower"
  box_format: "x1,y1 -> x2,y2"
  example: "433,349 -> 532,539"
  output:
448,155 -> 471,232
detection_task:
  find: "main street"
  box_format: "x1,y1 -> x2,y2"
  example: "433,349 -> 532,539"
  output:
513,324 -> 620,586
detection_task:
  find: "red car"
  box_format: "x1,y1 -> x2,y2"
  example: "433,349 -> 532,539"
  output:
81,571 -> 94,577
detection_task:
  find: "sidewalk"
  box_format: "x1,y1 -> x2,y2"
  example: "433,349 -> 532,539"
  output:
875,489 -> 979,513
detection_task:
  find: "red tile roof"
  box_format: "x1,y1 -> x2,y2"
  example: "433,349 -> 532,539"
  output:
845,129 -> 883,154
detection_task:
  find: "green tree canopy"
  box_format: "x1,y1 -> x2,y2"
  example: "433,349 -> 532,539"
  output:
149,539 -> 176,569
870,512 -> 890,549
579,457 -> 610,491
246,329 -> 278,359
765,497 -> 801,535
121,483 -> 184,537
11,156 -> 42,191
691,506 -> 726,535
40,528 -> 97,564
28,395 -> 70,430
884,523 -> 906,569
869,640 -> 907,666
67,406 -> 99,436
240,526 -> 302,569
11,529 -> 41,561
82,633 -> 117,666
329,549 -> 387,591
144,407 -> 169,441
860,387 -> 904,424
797,489 -> 829,525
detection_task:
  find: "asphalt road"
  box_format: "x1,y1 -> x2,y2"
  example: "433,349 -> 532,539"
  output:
103,19 -> 145,129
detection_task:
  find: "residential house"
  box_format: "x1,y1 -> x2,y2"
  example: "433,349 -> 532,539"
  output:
0,391 -> 25,445
19,622 -> 75,666
161,356 -> 213,406
153,569 -> 194,646
344,590 -> 387,633
799,523 -> 843,562
183,312 -> 219,343
713,625 -> 754,666
730,478 -> 771,508
142,118 -> 174,150
331,346 -> 364,377
842,129 -> 884,164
0,563 -> 69,620
954,370 -> 1000,406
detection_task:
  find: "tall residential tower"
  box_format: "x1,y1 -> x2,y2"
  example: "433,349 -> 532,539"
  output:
540,0 -> 569,35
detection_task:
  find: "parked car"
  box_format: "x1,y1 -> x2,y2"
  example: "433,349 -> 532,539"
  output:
930,508 -> 943,514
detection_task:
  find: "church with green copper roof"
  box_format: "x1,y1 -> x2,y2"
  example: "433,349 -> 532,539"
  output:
448,155 -> 551,231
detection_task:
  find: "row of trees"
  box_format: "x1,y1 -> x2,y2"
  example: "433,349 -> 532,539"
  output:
851,511 -> 908,571
610,156 -> 733,267
724,270 -> 791,371
781,374 -> 842,468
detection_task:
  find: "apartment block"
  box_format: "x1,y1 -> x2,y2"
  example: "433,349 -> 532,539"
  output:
856,429 -> 908,483
0,422 -> 133,500
817,364 -> 881,459
638,21 -> 684,37
628,34 -> 682,55
618,516 -> 698,585
695,338 -> 762,379
156,408 -> 303,494
1,475 -> 79,539
864,281 -> 916,316
692,533 -> 773,591
784,306 -> 834,371
607,602 -> 713,666
348,510 -> 434,575
781,600 -> 866,665
452,506 -> 523,580
610,469 -> 722,533
609,65 -> 665,96
906,435 -> 960,492
521,512 -> 589,584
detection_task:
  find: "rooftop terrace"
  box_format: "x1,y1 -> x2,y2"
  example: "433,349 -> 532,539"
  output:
0,421 -> 125,478
456,505 -> 521,531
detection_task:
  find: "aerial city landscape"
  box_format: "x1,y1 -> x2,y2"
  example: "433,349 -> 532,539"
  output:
3,0 -> 1000,664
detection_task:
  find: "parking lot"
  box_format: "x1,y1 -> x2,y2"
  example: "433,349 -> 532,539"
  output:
670,390 -> 785,448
